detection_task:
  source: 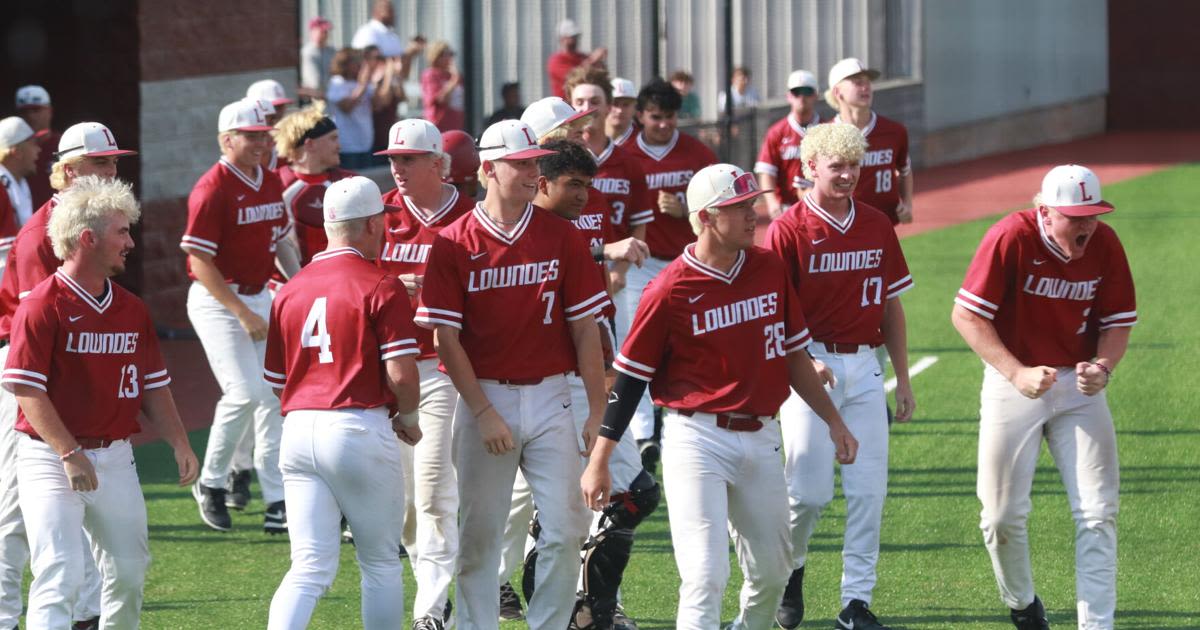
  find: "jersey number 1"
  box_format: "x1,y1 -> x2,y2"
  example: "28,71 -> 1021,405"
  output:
302,297 -> 334,363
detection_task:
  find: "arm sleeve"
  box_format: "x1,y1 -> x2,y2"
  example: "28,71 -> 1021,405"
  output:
612,281 -> 670,382
754,127 -> 780,176
897,127 -> 912,177
141,310 -> 171,390
2,296 -> 55,392
15,229 -> 60,298
560,227 -> 608,322
781,271 -> 812,354
414,235 -> 464,329
883,227 -> 914,299
180,180 -> 223,257
597,373 -> 649,441
263,297 -> 287,388
954,222 -> 1012,321
764,216 -> 804,291
626,163 -> 654,227
373,275 -> 420,360
1094,229 -> 1138,330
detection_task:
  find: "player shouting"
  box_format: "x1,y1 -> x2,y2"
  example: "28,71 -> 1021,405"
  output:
952,165 -> 1135,630
582,164 -> 857,630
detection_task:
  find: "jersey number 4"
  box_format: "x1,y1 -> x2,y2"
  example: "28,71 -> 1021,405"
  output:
302,297 -> 334,363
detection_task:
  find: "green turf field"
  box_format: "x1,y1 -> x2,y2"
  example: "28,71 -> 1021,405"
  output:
38,165 -> 1200,628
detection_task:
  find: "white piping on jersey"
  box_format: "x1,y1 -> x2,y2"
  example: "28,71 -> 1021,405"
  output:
1035,213 -> 1072,263
405,185 -> 460,227
833,111 -> 877,137
472,202 -> 532,245
219,158 -> 264,192
614,125 -> 634,146
311,247 -> 364,261
787,112 -> 821,136
55,269 -> 113,314
593,139 -> 615,166
803,193 -> 856,235
681,244 -> 745,285
636,129 -> 679,162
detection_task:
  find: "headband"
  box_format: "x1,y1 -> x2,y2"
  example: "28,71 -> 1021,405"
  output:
296,117 -> 337,147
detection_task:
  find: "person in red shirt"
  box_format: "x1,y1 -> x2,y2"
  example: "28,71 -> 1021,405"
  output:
825,58 -> 913,226
416,119 -> 607,629
546,19 -> 607,99
755,69 -> 823,218
3,176 -> 197,629
275,104 -> 353,265
182,99 -> 292,534
0,116 -> 43,266
607,78 -> 638,147
442,130 -> 481,200
264,176 -> 421,629
582,164 -> 856,630
14,86 -> 58,210
765,122 -> 915,630
952,165 -> 1135,630
421,41 -> 465,133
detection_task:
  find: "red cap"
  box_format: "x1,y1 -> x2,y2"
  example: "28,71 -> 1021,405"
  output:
442,130 -> 480,183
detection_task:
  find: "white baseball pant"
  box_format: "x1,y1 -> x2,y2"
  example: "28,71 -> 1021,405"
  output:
18,437 -> 149,630
268,407 -> 406,630
977,365 -> 1119,630
781,344 -> 889,606
230,421 -> 255,474
188,282 -> 284,503
454,375 -> 590,630
615,257 -> 670,442
660,410 -> 792,630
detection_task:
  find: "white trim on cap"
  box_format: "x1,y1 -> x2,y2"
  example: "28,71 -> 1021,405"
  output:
219,158 -> 263,192
472,202 -> 532,245
803,193 -> 856,235
681,244 -> 745,285
636,130 -> 679,162
405,186 -> 460,227
55,270 -> 112,314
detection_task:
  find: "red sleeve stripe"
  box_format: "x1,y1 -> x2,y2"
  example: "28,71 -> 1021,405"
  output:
784,329 -> 813,353
565,301 -> 605,322
145,376 -> 172,390
629,210 -> 655,225
2,368 -> 47,391
180,235 -> 218,256
263,368 -> 287,387
613,353 -> 655,381
954,290 -> 996,320
3,369 -> 46,383
0,237 -> 14,248
380,339 -> 420,360
886,275 -> 915,298
753,161 -> 779,176
1098,310 -> 1137,329
414,307 -> 462,329
566,291 -> 609,315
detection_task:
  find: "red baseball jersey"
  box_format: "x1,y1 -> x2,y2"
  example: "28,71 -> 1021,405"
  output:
568,192 -> 616,323
766,195 -> 914,346
0,194 -> 58,341
181,159 -> 291,287
415,203 -> 607,380
278,166 -> 355,265
0,248 -> 17,341
832,112 -> 911,225
0,183 -> 18,256
3,271 -> 170,441
955,209 -> 1137,367
592,140 -> 652,239
612,125 -> 634,147
28,130 -> 60,210
754,113 -> 823,208
627,130 -> 718,259
377,186 -> 473,359
264,247 -> 419,414
614,245 -> 811,415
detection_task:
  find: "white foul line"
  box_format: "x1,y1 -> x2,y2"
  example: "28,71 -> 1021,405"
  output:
885,355 -> 939,393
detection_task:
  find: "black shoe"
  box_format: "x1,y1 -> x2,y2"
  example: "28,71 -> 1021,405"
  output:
612,604 -> 639,630
398,543 -> 409,558
342,517 -> 354,545
225,469 -> 252,510
637,439 -> 660,475
499,580 -> 524,621
411,615 -> 443,630
72,618 -> 100,630
192,482 -> 232,531
264,500 -> 287,535
776,566 -> 805,629
834,599 -> 891,630
1010,596 -> 1050,630
443,599 -> 453,625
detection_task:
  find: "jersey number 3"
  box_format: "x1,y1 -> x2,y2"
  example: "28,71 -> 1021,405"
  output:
302,297 -> 334,363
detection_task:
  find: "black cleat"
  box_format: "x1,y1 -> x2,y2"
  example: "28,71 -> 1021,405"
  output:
225,469 -> 252,510
637,439 -> 660,475
192,482 -> 232,532
1010,596 -> 1050,630
72,618 -> 100,630
411,615 -> 443,630
499,580 -> 524,621
398,543 -> 409,558
612,603 -> 639,630
776,566 -> 805,629
264,500 -> 287,535
834,599 -> 891,630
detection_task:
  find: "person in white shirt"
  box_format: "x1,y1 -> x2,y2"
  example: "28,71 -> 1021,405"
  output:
0,117 -> 42,254
299,17 -> 335,101
351,0 -> 405,58
718,66 -> 762,112
326,48 -> 396,170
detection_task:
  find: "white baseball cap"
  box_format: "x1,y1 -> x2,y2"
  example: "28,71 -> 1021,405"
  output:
244,97 -> 277,118
247,79 -> 293,106
15,85 -> 51,108
1039,165 -> 1114,217
557,18 -> 582,38
375,118 -> 444,156
477,120 -> 557,161
611,78 -> 637,101
56,122 -> 137,160
520,97 -> 594,140
686,164 -> 769,213
0,117 -> 38,148
787,70 -> 819,92
827,57 -> 880,88
218,100 -> 274,132
323,176 -> 384,223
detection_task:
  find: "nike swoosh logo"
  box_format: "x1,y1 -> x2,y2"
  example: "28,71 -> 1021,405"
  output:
688,294 -> 704,304
237,194 -> 246,201
774,445 -> 781,452
265,509 -> 286,520
562,402 -> 571,408
1032,259 -> 1046,265
470,251 -> 487,260
838,618 -> 855,630
388,227 -> 406,233
813,237 -> 827,245
69,315 -> 84,322
873,371 -> 882,377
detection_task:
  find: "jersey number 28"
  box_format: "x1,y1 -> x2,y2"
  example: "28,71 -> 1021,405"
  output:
302,297 -> 334,363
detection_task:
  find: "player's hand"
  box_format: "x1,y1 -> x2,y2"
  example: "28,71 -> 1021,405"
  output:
580,414 -> 602,456
395,422 -> 423,446
1075,362 -> 1109,396
828,420 -> 858,465
174,446 -> 200,486
604,238 -> 649,267
893,380 -> 915,423
580,459 -> 612,511
237,311 -> 269,342
811,359 -> 837,388
405,36 -> 427,56
657,191 -> 686,219
63,451 -> 99,492
895,200 -> 913,224
1013,366 -> 1057,399
608,268 -> 626,294
398,273 -> 424,297
477,407 -> 514,455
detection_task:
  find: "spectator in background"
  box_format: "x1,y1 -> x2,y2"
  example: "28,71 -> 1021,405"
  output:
370,37 -> 425,157
299,17 -> 335,101
546,19 -> 607,99
0,117 -> 42,255
670,70 -> 701,119
717,66 -> 761,112
485,82 -> 524,127
327,47 -> 396,170
351,0 -> 405,57
14,86 -> 57,209
421,41 -> 464,132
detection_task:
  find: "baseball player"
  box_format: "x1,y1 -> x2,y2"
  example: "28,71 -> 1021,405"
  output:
952,165 -> 1135,630
2,175 -> 198,629
442,130 -> 481,199
415,119 -> 607,629
183,99 -> 291,534
581,164 -> 857,630
14,86 -> 59,210
0,116 -> 43,269
373,118 -> 473,629
606,78 -> 638,147
248,80 -> 295,171
825,58 -> 913,226
765,123 -> 915,630
755,69 -> 822,218
621,78 -> 718,468
265,176 -> 422,630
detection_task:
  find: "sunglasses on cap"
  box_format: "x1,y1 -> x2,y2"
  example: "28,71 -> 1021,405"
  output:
702,172 -> 761,209
789,87 -> 816,97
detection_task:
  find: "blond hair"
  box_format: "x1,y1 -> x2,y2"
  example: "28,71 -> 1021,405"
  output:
426,40 -> 452,66
800,123 -> 867,179
274,102 -> 329,160
823,87 -> 840,110
49,155 -> 86,191
688,207 -> 717,236
48,175 -> 140,260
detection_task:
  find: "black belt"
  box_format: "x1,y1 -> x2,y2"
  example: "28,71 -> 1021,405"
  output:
819,341 -> 879,354
677,409 -> 765,432
235,283 -> 265,295
32,435 -> 123,449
